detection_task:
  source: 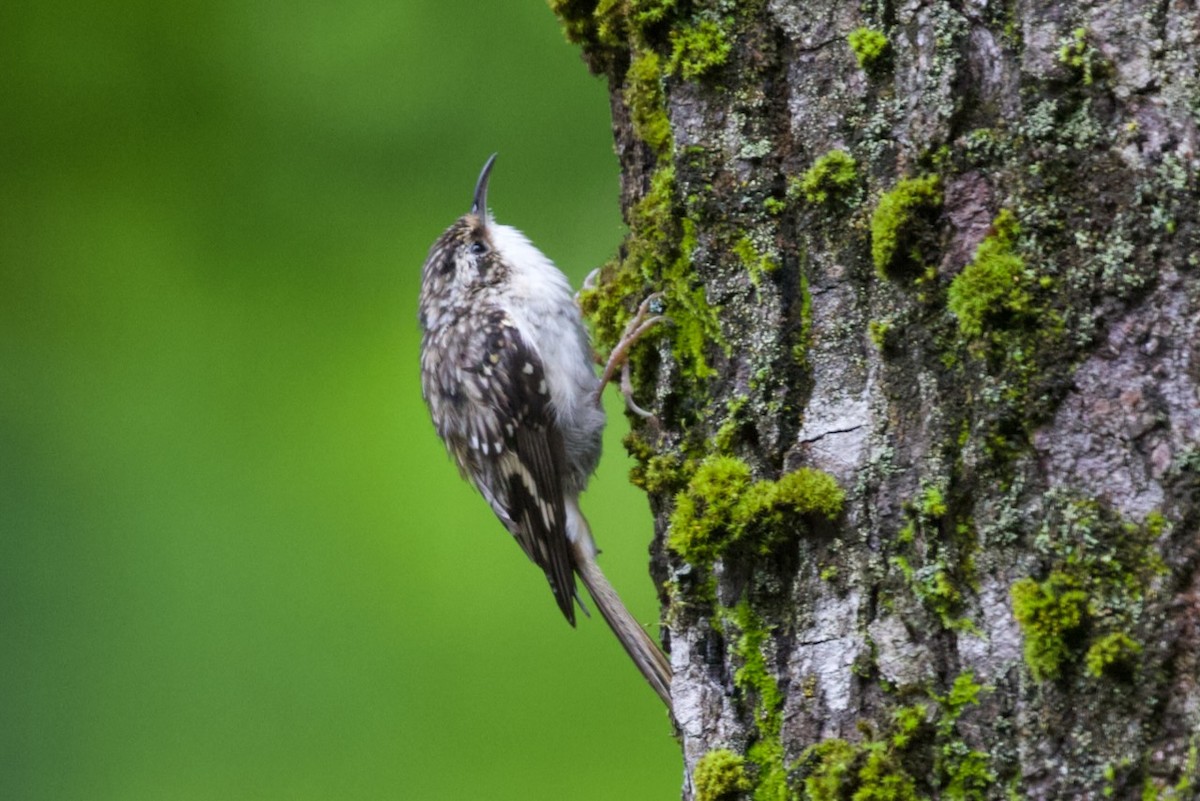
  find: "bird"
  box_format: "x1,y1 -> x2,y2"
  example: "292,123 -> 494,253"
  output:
417,154 -> 672,707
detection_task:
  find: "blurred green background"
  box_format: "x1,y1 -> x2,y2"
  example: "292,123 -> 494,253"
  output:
0,2 -> 680,798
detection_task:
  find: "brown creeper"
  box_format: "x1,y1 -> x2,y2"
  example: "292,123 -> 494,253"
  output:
417,155 -> 671,706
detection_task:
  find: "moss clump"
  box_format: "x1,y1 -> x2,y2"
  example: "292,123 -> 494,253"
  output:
548,0 -> 679,65
802,738 -> 919,801
919,486 -> 947,518
624,49 -> 672,156
629,452 -> 685,494
628,0 -> 677,28
1057,27 -> 1105,86
870,175 -> 943,277
1011,571 -> 1088,680
548,1 -> 679,151
892,554 -> 971,631
800,673 -> 992,801
1011,496 -> 1166,683
667,217 -> 723,380
934,673 -> 995,800
799,149 -> 859,205
547,0 -> 603,46
803,739 -> 860,801
669,455 -> 753,565
941,747 -> 995,801
848,27 -> 890,71
667,19 -> 732,80
668,456 -> 844,566
578,165 -> 722,383
888,488 -> 979,632
1084,631 -> 1142,678
694,749 -> 752,801
939,672 -> 985,725
947,210 -> 1032,338
722,601 -> 788,800
712,396 -> 749,453
765,469 -> 845,524
732,235 -> 779,287
1144,510 -> 1168,538
868,319 -> 892,349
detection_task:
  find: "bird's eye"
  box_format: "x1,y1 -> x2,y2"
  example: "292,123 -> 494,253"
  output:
470,242 -> 488,256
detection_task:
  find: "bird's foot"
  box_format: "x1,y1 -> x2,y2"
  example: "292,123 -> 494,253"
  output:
594,293 -> 667,419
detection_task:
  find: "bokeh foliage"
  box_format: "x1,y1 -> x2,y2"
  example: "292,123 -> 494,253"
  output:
0,2 -> 678,798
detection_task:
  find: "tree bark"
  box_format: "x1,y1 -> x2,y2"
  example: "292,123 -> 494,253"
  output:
551,1 -> 1199,798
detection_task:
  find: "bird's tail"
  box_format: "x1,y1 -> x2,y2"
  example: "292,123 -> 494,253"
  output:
566,507 -> 671,708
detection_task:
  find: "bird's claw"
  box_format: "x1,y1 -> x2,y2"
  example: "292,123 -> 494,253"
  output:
594,293 -> 670,422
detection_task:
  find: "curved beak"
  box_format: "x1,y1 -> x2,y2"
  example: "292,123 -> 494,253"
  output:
470,153 -> 498,219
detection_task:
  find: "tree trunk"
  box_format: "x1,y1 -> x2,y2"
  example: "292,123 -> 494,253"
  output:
551,1 -> 1199,798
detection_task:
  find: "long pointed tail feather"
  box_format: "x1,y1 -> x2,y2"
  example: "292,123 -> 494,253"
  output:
571,541 -> 672,707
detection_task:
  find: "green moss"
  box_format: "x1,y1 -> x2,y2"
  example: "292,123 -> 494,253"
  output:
888,488 -> 979,632
630,452 -> 685,493
941,746 -> 994,801
870,175 -> 942,277
802,673 -> 992,801
934,671 -> 994,798
802,739 -> 919,801
931,673 -> 994,799
1085,632 -> 1143,678
891,704 -> 928,748
940,672 -> 985,724
868,320 -> 892,349
1135,756 -> 1200,801
624,48 -> 672,157
545,0 -> 733,126
669,455 -> 753,565
548,0 -> 679,65
1178,740 -> 1198,796
763,196 -> 787,215
947,210 -> 1032,338
791,471 -> 846,517
891,555 -> 971,632
743,468 -> 845,533
733,236 -> 780,287
667,18 -> 732,80
795,272 -> 813,367
1011,571 -> 1088,680
579,165 -> 723,383
848,27 -> 890,71
856,748 -> 920,800
1010,495 -> 1168,683
799,149 -> 859,205
668,456 -> 843,566
668,216 -> 724,380
713,396 -> 748,453
629,0 -> 677,28
578,168 -> 670,347
1144,510 -> 1168,538
920,486 -> 947,518
546,0 -> 603,47
804,739 -> 859,801
723,601 -> 788,801
694,749 -> 753,801
592,0 -> 627,46
1058,27 -> 1104,86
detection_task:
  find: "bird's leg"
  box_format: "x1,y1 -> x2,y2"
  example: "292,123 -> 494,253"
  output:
593,293 -> 666,413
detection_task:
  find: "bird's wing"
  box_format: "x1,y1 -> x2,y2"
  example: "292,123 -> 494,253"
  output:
434,307 -> 577,625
